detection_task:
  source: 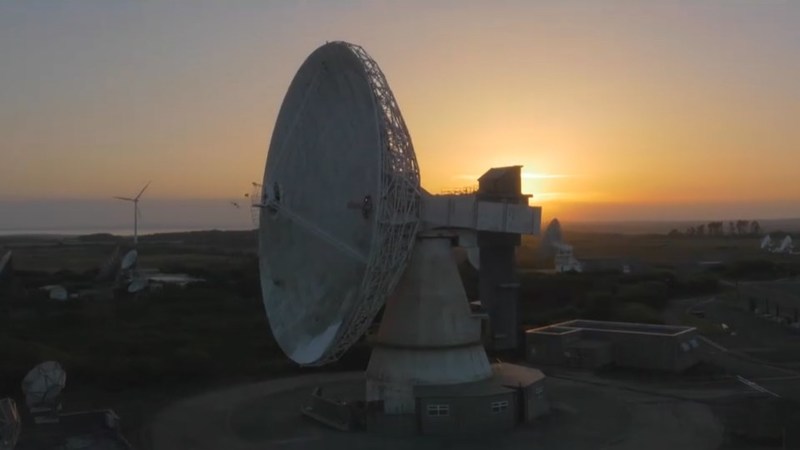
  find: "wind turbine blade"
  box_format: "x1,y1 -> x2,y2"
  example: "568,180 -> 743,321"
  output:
113,196 -> 135,201
135,181 -> 151,200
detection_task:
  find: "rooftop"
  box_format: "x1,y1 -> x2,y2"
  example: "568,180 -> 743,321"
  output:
414,363 -> 544,398
527,319 -> 695,337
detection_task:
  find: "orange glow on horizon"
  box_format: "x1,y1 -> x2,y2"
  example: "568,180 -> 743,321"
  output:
1,2 -> 799,222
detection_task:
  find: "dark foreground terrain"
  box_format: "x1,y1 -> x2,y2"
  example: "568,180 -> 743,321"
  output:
1,229 -> 799,448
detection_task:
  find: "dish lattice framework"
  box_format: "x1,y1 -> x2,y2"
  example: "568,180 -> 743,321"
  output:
317,42 -> 421,365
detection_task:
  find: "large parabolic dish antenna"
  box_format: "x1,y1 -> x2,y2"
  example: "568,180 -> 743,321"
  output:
259,42 -> 420,365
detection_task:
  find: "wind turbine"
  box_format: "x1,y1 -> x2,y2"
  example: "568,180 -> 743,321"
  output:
114,181 -> 150,247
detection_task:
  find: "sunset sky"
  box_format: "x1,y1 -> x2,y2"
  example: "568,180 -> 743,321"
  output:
1,1 -> 799,229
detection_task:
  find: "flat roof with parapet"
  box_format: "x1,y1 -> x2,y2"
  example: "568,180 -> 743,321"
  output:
414,364 -> 545,398
527,319 -> 695,337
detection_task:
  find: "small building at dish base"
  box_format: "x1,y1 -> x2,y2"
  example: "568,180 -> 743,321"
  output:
525,320 -> 700,373
362,363 -> 547,436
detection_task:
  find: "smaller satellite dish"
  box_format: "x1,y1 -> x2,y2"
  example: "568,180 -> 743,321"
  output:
120,249 -> 138,271
128,278 -> 149,294
49,286 -> 68,302
21,361 -> 66,411
775,235 -> 793,254
0,398 -> 21,450
760,234 -> 773,250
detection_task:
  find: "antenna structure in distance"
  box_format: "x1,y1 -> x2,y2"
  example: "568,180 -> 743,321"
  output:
21,361 -> 66,424
120,249 -> 138,271
48,286 -> 68,302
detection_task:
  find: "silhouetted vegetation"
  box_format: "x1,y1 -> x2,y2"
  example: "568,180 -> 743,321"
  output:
710,259 -> 800,281
457,259 -> 723,330
0,279 -> 297,396
672,219 -> 762,238
2,229 -> 786,401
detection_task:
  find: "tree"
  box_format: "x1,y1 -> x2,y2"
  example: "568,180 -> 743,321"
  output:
728,221 -> 736,236
707,221 -> 724,236
668,229 -> 682,237
750,220 -> 761,235
736,220 -> 749,236
697,224 -> 706,236
686,226 -> 696,236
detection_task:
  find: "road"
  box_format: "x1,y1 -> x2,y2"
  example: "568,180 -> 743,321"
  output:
664,293 -> 800,401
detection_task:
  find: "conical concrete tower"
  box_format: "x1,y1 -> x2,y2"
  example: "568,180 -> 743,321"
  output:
366,234 -> 492,414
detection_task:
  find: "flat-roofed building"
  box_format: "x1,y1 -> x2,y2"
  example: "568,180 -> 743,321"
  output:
363,363 -> 548,436
526,320 -> 700,372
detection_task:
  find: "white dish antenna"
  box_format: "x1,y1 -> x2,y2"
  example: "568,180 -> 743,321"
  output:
21,361 -> 66,411
48,285 -> 68,302
258,41 -> 541,369
775,235 -> 793,254
0,398 -> 20,450
259,42 -> 421,365
95,246 -> 121,282
760,234 -> 773,250
543,218 -> 564,247
127,278 -> 149,294
120,249 -> 138,271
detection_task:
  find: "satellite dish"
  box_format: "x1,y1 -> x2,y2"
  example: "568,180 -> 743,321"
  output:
0,251 -> 12,281
127,278 -> 148,294
21,361 -> 66,412
48,286 -> 68,302
96,246 -> 121,282
539,218 -> 565,258
258,38 -> 542,405
775,235 -> 793,254
760,234 -> 773,250
120,249 -> 138,271
0,398 -> 20,450
259,41 -> 421,365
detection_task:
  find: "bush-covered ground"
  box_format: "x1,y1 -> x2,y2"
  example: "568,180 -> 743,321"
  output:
458,261 -> 722,329
1,231 -> 794,405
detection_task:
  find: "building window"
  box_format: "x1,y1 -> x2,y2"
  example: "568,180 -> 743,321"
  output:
491,400 -> 509,414
427,404 -> 449,417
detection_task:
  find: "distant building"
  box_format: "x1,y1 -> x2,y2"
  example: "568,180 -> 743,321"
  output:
525,320 -> 700,372
554,244 -> 583,273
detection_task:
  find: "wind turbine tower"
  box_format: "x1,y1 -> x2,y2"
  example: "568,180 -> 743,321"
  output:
113,182 -> 150,246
